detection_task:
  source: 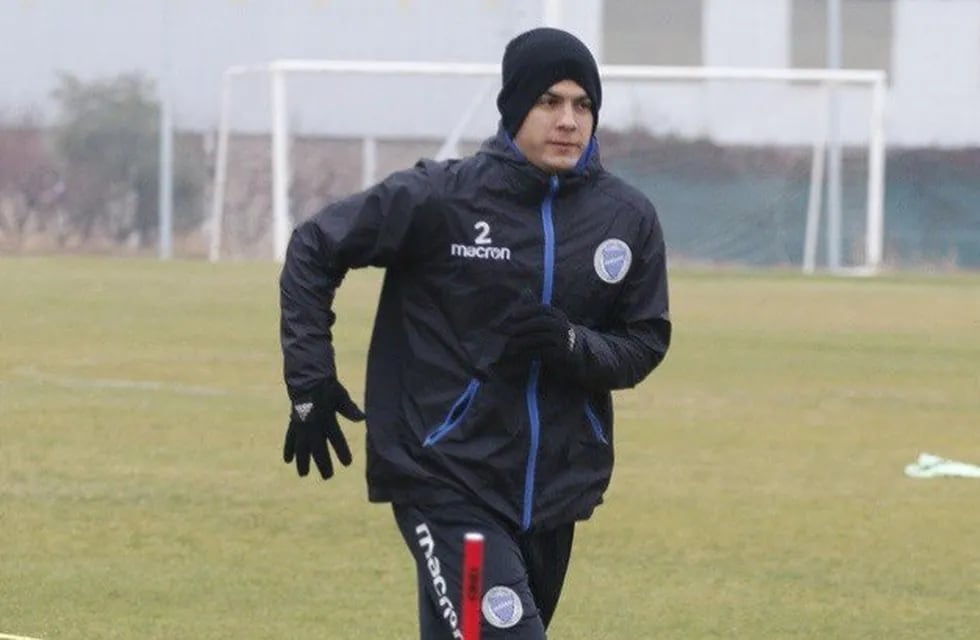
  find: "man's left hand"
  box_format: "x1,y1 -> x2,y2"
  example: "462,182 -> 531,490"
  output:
502,302 -> 580,367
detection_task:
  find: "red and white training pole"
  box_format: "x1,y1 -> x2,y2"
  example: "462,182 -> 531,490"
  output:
462,532 -> 485,640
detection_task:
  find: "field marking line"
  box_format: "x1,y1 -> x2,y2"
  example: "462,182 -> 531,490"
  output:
11,365 -> 229,397
0,633 -> 47,640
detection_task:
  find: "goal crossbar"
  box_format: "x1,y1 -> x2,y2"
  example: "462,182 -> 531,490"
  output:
209,60 -> 886,272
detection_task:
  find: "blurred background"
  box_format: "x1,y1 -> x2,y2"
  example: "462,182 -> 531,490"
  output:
3,5 -> 979,639
1,0 -> 978,270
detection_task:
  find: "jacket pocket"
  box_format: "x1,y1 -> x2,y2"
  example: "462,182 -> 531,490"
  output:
584,400 -> 609,445
423,379 -> 482,447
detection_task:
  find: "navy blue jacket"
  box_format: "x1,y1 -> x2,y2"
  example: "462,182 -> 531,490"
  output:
280,128 -> 671,532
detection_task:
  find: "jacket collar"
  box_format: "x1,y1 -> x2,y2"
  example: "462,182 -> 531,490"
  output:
478,125 -> 602,198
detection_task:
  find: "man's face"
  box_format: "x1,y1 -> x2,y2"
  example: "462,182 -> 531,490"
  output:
513,79 -> 594,174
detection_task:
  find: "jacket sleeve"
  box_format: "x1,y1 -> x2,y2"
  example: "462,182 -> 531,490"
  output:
279,162 -> 436,395
569,207 -> 671,391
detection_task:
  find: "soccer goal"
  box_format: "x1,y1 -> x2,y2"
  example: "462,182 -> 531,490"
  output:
209,60 -> 886,274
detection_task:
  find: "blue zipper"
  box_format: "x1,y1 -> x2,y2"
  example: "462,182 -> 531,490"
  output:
522,359 -> 541,530
522,175 -> 560,531
541,176 -> 558,305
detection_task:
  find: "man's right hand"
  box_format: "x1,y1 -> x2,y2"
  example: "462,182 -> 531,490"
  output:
283,379 -> 366,480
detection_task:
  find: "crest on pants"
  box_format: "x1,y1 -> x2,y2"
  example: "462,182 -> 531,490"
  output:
482,585 -> 523,628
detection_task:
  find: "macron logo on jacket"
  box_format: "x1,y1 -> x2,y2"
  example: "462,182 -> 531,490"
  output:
450,220 -> 512,261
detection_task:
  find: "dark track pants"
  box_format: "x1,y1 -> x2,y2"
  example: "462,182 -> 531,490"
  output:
393,501 -> 575,639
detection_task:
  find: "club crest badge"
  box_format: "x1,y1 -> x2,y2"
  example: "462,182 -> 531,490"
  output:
594,238 -> 632,284
482,585 -> 523,629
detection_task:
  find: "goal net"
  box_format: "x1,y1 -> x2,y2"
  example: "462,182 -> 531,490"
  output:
209,61 -> 886,275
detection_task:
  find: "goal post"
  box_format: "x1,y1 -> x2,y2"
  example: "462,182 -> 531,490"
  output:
209,60 -> 886,274
601,65 -> 886,276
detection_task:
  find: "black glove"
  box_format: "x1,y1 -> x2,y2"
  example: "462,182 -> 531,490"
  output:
502,302 -> 581,368
283,379 -> 365,480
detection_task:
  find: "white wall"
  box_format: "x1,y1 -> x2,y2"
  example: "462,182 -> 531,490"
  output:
704,0 -> 790,67
703,0 -> 801,145
890,0 -> 980,146
602,0 -> 980,148
0,0 -> 544,135
601,0 -> 873,146
1,0 -> 979,147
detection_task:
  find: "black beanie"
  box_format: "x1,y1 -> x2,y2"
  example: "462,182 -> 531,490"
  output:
497,27 -> 602,137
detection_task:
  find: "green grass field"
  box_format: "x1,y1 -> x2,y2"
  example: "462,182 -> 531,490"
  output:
2,257 -> 978,639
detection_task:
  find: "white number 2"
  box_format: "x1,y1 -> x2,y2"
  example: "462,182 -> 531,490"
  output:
474,221 -> 492,245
